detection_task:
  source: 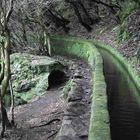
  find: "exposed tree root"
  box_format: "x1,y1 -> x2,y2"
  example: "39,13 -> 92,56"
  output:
30,118 -> 61,129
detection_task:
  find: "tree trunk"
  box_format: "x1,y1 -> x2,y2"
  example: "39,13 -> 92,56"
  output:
9,79 -> 14,125
44,31 -> 51,56
93,0 -> 120,23
22,23 -> 28,43
0,96 -> 11,137
52,9 -> 70,25
48,9 -> 70,33
0,46 -> 4,83
47,38 -> 51,57
0,97 -> 5,138
1,31 -> 11,98
0,30 -> 11,137
78,1 -> 94,24
71,2 -> 92,31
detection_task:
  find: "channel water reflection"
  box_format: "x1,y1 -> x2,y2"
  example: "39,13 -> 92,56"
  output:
99,49 -> 140,140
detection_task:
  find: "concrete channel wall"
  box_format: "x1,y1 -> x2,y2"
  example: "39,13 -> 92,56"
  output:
93,40 -> 140,92
50,36 -> 111,140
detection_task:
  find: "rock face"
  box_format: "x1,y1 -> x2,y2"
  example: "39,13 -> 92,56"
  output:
6,53 -> 65,106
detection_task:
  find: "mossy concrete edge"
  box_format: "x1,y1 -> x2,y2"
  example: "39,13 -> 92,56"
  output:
93,40 -> 140,90
50,36 -> 111,140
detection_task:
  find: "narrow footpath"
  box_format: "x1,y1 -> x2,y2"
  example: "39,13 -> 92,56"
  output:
4,56 -> 92,140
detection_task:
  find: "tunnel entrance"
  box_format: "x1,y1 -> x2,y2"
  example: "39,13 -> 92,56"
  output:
48,70 -> 66,89
100,49 -> 140,140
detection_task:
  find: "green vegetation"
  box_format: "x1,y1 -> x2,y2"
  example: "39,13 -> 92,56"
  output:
62,79 -> 72,100
10,53 -> 65,105
118,1 -> 138,22
0,0 -> 140,138
93,40 -> 140,90
111,0 -> 117,5
116,24 -> 130,43
50,36 -> 140,140
116,0 -> 139,42
50,36 -> 111,140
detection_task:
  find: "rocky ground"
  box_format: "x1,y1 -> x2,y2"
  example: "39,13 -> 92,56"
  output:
2,56 -> 92,140
6,87 -> 65,140
54,56 -> 92,140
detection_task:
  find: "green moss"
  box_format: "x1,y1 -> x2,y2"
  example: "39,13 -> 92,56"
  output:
50,36 -> 140,140
10,53 -> 65,105
93,40 -> 140,90
34,73 -> 49,95
117,23 -> 130,43
4,95 -> 11,107
50,36 -> 111,140
118,1 -> 138,22
20,91 -> 36,101
62,79 -> 73,100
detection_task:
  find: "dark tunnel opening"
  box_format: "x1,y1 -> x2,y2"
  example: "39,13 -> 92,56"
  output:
48,70 -> 66,89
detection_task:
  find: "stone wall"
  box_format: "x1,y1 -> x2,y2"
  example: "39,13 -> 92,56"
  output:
50,36 -> 111,140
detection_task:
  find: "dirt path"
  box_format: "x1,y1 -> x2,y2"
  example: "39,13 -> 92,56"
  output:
3,56 -> 92,140
5,87 -> 65,140
55,56 -> 92,140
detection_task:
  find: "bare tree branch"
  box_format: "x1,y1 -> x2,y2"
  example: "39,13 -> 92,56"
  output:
6,0 -> 14,23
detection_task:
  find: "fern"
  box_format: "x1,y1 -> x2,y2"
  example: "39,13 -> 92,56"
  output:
0,36 -> 5,45
118,1 -> 138,22
111,0 -> 117,5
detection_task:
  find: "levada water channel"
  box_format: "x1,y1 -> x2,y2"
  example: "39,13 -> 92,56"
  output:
98,48 -> 140,140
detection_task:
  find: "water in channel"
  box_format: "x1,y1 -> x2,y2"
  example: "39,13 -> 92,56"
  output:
99,49 -> 140,140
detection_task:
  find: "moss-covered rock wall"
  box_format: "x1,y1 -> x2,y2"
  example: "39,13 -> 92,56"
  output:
9,53 -> 65,106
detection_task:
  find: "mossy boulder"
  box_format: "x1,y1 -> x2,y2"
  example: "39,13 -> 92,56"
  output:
10,53 -> 65,106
